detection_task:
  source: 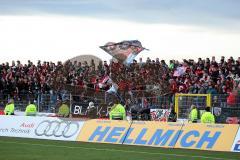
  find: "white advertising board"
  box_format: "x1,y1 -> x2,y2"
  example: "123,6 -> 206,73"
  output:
0,116 -> 84,141
14,111 -> 57,117
232,127 -> 240,152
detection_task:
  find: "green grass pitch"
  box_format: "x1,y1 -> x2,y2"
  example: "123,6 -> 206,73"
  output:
0,137 -> 239,160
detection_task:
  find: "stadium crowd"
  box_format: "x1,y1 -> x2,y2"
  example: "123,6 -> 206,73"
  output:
0,56 -> 240,105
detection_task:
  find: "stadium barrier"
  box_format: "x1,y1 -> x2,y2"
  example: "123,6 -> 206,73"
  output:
0,115 -> 84,141
78,120 -> 132,144
232,127 -> 240,152
13,111 -> 57,117
174,123 -> 238,151
232,128 -> 240,152
77,119 -> 240,152
1,93 -> 239,123
0,116 -> 239,152
213,107 -> 240,124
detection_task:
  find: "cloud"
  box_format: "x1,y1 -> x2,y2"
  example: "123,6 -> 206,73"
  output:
0,15 -> 240,64
1,0 -> 240,30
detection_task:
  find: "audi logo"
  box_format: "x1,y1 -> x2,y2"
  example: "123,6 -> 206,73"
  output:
35,120 -> 79,138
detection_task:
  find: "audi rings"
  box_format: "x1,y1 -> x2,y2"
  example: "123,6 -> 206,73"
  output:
35,120 -> 80,138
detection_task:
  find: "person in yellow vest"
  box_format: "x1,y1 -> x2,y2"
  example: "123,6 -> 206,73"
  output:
109,100 -> 126,120
25,100 -> 37,116
201,107 -> 215,124
189,105 -> 198,123
58,99 -> 70,118
4,98 -> 15,115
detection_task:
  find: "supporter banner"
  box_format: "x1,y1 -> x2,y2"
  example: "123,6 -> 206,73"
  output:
174,123 -> 238,151
77,119 -> 131,144
150,109 -> 170,122
232,127 -> 240,152
213,107 -> 240,124
0,116 -> 84,141
72,103 -> 110,119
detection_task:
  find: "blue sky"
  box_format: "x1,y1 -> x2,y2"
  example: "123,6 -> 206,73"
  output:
0,0 -> 240,63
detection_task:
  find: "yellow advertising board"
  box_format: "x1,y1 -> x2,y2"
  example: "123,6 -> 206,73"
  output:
77,119 -> 131,144
77,119 -> 239,152
77,120 -> 183,148
122,121 -> 183,148
174,123 -> 239,151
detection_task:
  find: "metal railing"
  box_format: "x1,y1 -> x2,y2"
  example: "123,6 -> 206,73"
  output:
0,92 -> 239,121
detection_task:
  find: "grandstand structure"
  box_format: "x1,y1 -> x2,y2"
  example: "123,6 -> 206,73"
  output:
0,56 -> 239,122
0,55 -> 240,157
67,54 -> 102,69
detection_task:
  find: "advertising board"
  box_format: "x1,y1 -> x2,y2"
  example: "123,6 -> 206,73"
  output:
122,121 -> 183,148
231,127 -> 240,152
174,123 -> 239,151
1,116 -> 238,152
0,116 -> 84,141
77,120 -> 183,148
77,119 -> 239,152
77,119 -> 131,144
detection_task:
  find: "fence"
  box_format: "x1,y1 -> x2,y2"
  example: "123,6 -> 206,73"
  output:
0,92 -> 239,123
174,93 -> 240,124
175,93 -> 211,119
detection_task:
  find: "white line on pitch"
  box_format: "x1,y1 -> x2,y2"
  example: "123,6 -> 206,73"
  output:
0,140 -> 237,160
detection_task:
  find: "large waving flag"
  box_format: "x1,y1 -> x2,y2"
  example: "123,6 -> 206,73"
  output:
100,40 -> 147,65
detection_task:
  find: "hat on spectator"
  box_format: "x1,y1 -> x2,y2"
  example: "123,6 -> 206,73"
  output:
87,102 -> 95,110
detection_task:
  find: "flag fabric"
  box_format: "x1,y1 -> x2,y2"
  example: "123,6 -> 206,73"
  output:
101,76 -> 112,84
106,83 -> 119,94
98,76 -> 112,88
98,76 -> 118,94
99,40 -> 147,104
173,66 -> 187,77
100,40 -> 146,65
